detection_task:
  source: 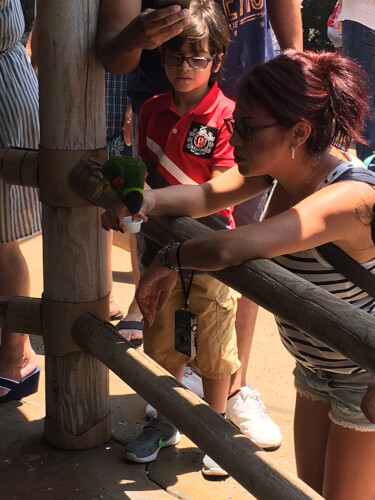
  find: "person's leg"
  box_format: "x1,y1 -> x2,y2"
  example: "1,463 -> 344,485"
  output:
0,241 -> 38,397
229,296 -> 257,390
323,424 -> 375,500
202,375 -> 231,414
342,20 -> 375,161
111,230 -> 143,341
294,393 -> 331,493
227,195 -> 281,449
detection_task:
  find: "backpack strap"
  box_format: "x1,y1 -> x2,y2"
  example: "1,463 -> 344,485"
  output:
317,243 -> 375,298
316,166 -> 375,298
330,167 -> 375,187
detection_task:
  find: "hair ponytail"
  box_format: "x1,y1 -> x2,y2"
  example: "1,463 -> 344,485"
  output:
238,50 -> 370,154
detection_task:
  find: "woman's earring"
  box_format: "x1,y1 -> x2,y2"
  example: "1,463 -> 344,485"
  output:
291,146 -> 295,160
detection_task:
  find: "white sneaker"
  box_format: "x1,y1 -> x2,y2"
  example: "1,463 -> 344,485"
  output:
202,454 -> 229,477
181,366 -> 204,399
145,403 -> 158,419
226,386 -> 282,450
145,367 -> 204,418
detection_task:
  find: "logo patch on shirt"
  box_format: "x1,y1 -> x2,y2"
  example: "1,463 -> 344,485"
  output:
183,122 -> 218,158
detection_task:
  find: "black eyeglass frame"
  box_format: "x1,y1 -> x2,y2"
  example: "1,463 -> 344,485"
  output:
162,52 -> 217,69
224,117 -> 279,140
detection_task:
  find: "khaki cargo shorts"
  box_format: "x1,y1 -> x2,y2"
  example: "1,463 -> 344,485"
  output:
143,272 -> 240,379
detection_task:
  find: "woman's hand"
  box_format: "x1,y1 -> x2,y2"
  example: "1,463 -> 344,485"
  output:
136,256 -> 178,326
360,380 -> 375,423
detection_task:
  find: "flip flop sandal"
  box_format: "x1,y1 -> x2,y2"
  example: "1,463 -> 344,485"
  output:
0,367 -> 41,404
116,320 -> 143,347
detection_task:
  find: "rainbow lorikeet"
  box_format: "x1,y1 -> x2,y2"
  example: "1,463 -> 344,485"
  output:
93,156 -> 147,214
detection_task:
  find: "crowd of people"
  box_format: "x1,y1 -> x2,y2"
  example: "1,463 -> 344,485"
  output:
1,0 -> 375,498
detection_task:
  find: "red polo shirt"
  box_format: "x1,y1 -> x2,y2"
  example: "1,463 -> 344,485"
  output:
138,82 -> 236,228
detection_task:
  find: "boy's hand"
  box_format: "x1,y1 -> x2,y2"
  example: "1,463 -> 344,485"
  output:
136,256 -> 178,326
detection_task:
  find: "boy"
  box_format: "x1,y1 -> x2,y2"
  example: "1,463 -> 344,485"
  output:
124,0 -> 239,477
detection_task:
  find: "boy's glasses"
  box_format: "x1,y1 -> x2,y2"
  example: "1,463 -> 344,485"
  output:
224,117 -> 279,140
163,53 -> 216,69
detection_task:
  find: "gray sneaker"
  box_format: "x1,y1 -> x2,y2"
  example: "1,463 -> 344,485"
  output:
124,417 -> 181,463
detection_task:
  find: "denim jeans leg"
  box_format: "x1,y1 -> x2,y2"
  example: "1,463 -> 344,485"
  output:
342,20 -> 375,160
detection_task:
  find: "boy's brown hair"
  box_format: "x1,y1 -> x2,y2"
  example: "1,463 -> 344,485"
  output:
160,0 -> 230,83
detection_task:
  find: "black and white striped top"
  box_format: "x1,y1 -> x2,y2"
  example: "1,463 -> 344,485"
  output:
273,161 -> 375,374
0,0 -> 41,242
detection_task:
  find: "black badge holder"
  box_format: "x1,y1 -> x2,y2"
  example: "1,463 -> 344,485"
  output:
174,244 -> 198,357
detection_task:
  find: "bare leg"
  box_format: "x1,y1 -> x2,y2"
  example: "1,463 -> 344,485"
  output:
323,423 -> 375,500
294,392 -> 331,494
117,233 -> 143,340
107,230 -> 121,317
0,241 -> 38,396
202,375 -> 231,414
168,364 -> 186,382
229,296 -> 258,391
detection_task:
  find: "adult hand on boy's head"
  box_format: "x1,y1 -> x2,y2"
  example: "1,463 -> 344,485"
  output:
136,256 -> 178,326
126,6 -> 192,51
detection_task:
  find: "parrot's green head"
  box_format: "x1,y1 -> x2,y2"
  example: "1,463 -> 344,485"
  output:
100,156 -> 147,214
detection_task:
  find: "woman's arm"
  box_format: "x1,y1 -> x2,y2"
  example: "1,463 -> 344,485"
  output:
163,180 -> 375,271
97,0 -> 191,73
137,180 -> 375,323
102,168 -> 271,231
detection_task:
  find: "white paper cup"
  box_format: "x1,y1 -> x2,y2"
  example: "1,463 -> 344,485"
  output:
123,216 -> 143,233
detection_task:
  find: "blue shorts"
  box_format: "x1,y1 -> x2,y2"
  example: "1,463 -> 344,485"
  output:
294,362 -> 375,431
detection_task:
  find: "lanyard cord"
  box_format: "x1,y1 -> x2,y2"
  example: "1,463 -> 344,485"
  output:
176,243 -> 195,309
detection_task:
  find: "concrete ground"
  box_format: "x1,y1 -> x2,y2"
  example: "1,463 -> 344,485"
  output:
0,233 -> 297,500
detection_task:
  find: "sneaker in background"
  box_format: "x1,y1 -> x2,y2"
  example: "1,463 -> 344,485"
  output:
226,386 -> 282,450
181,366 -> 204,399
124,417 -> 180,463
145,403 -> 158,419
202,454 -> 229,477
145,366 -> 204,418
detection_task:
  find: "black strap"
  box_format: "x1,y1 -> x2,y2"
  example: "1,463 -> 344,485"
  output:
316,167 -> 375,297
176,244 -> 195,309
317,243 -> 375,298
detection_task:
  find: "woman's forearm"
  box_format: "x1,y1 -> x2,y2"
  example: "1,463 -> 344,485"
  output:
147,170 -> 270,218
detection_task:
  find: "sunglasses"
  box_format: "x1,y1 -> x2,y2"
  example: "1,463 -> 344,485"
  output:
163,53 -> 216,69
224,117 -> 279,140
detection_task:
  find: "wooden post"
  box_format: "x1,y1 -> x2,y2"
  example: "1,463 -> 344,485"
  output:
37,0 -> 111,449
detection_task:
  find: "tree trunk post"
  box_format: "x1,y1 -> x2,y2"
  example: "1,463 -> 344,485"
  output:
37,0 -> 111,449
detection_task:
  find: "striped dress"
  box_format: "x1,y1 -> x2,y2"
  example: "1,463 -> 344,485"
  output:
0,0 -> 41,242
273,162 -> 375,375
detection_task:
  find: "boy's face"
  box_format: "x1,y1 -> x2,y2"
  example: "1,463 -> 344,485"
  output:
163,39 -> 222,96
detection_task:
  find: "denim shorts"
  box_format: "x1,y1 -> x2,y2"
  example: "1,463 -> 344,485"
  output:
294,362 -> 375,431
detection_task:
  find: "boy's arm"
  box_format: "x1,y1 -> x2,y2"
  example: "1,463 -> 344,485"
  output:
267,0 -> 303,51
97,0 -> 191,73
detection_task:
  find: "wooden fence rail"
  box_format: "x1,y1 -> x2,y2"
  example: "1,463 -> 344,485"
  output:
73,313 -> 323,500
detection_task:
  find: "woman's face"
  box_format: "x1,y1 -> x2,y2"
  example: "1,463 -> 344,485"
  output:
229,98 -> 290,178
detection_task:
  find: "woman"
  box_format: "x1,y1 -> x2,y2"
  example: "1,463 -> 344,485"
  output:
0,0 -> 41,402
103,50 -> 375,498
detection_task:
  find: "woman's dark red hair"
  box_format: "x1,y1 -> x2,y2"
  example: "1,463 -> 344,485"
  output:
237,50 -> 370,154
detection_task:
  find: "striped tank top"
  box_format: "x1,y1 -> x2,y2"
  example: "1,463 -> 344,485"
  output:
273,161 -> 375,374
